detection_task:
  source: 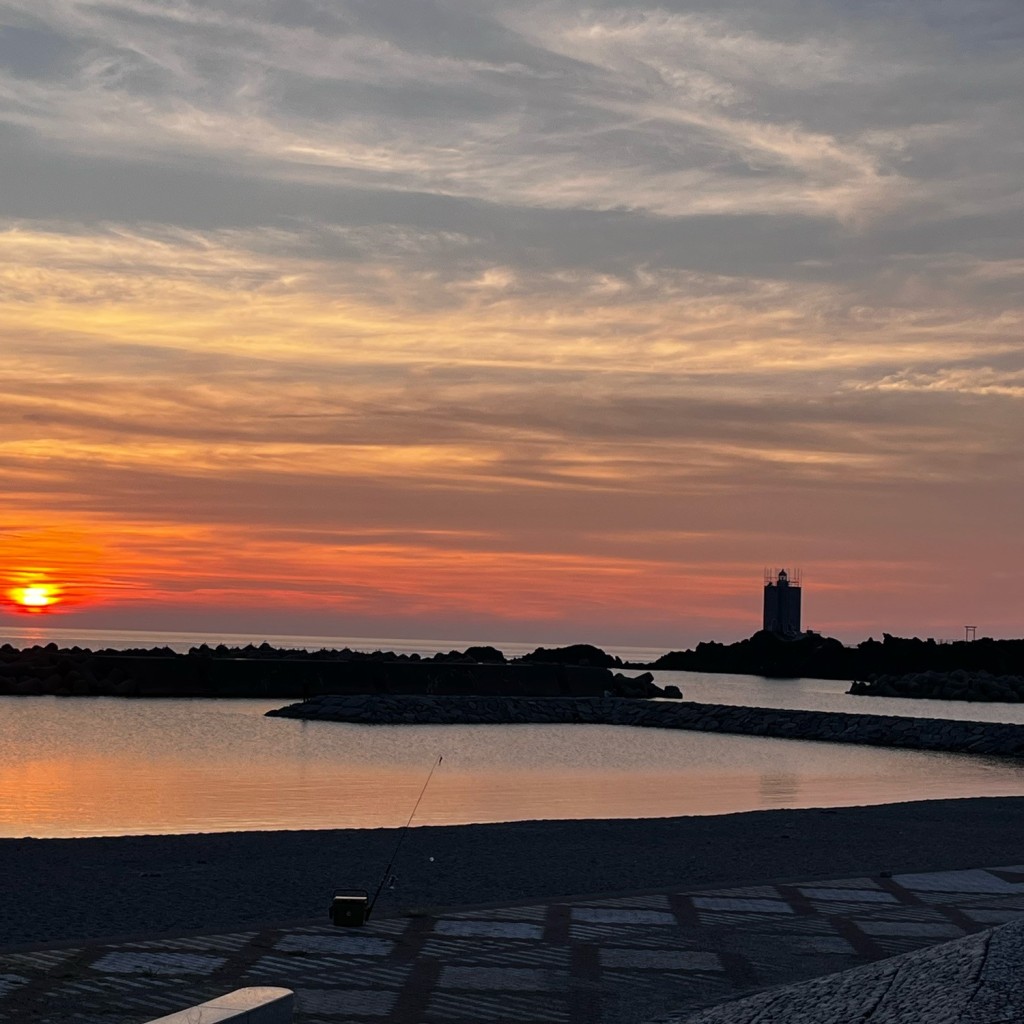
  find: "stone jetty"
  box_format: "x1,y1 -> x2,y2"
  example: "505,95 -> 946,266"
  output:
268,694 -> 1024,757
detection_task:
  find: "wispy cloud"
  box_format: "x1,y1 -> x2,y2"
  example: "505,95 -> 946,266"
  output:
1,1 -> 1022,641
854,365 -> 1024,398
3,1 -> 1020,224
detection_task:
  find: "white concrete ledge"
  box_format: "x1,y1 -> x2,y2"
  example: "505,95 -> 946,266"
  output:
143,986 -> 294,1024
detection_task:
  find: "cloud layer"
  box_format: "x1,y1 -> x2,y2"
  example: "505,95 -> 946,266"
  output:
1,1 -> 1022,643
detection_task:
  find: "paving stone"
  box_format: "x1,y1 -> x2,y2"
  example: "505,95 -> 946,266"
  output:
360,919 -> 410,935
855,920 -> 965,938
244,952 -> 409,988
845,904 -> 947,923
571,908 -> 677,925
124,933 -> 257,953
892,869 -> 1024,894
582,896 -> 673,910
451,906 -> 549,921
275,933 -> 394,957
0,951 -> 77,971
569,922 -> 699,946
764,935 -> 855,955
798,887 -> 899,903
911,890 -> 1004,906
296,986 -> 397,1016
599,949 -> 722,971
964,908 -> 1024,924
433,920 -> 544,939
439,966 -> 566,990
89,952 -> 225,975
427,988 -> 568,1022
685,885 -> 790,898
787,877 -> 882,890
691,897 -> 795,914
419,937 -> 570,967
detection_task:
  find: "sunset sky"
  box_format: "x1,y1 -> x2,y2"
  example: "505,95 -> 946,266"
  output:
1,0 -> 1022,647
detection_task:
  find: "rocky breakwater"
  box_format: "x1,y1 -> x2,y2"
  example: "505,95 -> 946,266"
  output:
850,669 -> 1024,703
268,695 -> 1024,757
0,642 -> 679,700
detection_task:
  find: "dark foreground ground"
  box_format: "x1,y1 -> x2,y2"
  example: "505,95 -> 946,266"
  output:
4,796 -> 1024,951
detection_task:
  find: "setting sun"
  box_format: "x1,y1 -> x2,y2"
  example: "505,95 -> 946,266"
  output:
8,584 -> 60,613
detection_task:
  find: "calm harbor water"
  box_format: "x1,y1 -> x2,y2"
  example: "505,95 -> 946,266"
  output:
3,693 -> 1024,839
2,625 -> 1023,839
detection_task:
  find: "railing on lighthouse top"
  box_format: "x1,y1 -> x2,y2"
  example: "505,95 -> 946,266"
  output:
764,568 -> 802,587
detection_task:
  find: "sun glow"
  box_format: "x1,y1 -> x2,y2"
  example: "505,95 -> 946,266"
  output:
8,584 -> 61,613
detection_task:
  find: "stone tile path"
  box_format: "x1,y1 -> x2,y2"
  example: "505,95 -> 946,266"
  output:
4,866 -> 1024,1024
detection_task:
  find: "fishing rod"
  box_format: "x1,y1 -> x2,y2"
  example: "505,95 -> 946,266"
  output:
330,754 -> 444,926
368,753 -> 444,919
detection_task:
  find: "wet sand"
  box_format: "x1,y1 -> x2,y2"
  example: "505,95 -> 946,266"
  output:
4,796 -> 1024,951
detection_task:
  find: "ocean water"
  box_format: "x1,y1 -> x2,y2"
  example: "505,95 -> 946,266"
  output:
3,625 -> 1024,839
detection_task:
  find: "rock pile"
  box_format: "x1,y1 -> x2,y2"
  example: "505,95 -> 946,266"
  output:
268,695 -> 1024,757
0,643 -> 677,700
850,670 -> 1024,703
0,643 -> 160,696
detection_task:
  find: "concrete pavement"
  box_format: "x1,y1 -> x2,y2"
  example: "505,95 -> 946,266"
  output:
4,864 -> 1024,1023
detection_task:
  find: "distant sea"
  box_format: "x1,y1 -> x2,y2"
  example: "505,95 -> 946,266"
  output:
0,624 -> 669,664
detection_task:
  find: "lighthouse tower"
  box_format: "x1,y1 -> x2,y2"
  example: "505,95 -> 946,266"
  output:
763,569 -> 802,636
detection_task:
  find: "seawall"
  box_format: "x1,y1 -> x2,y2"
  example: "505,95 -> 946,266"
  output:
268,695 -> 1024,757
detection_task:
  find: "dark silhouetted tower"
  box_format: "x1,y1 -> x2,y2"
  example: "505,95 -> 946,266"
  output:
763,569 -> 802,635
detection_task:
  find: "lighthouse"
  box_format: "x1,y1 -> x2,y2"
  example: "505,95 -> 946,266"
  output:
763,569 -> 802,636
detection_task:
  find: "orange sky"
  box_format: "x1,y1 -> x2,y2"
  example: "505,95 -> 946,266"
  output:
1,2 -> 1022,646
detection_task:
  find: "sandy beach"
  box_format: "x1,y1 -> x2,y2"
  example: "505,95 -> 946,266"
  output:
3,796 -> 1024,952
